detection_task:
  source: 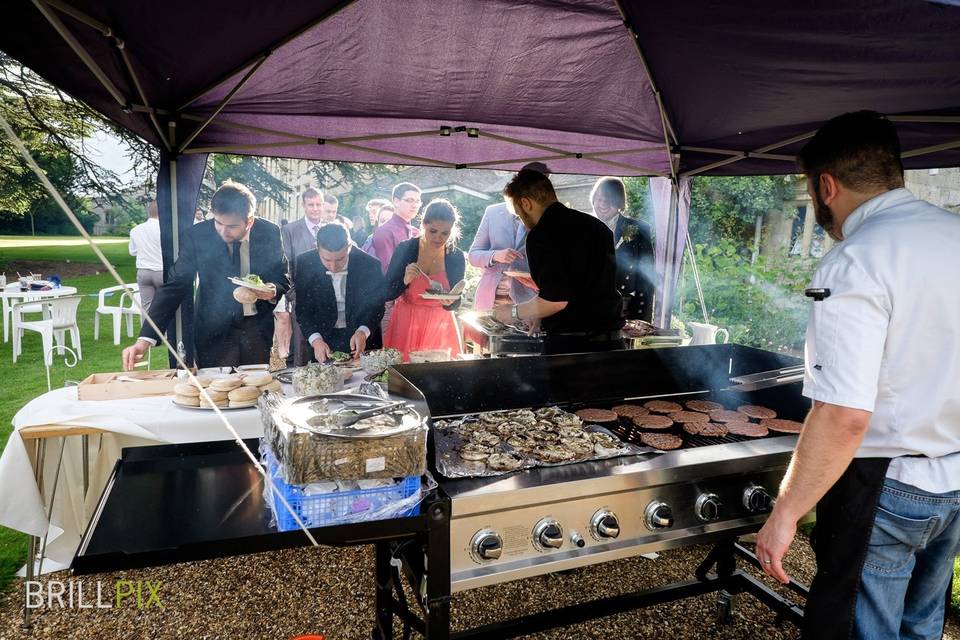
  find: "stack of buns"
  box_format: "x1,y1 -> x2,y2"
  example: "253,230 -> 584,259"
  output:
173,372 -> 283,409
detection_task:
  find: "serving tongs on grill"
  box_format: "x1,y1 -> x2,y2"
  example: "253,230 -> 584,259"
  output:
336,401 -> 411,427
725,364 -> 805,392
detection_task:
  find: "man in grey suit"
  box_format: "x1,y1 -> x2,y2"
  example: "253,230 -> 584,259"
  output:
275,187 -> 326,363
468,163 -> 549,310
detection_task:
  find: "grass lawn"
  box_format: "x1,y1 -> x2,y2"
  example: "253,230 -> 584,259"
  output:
0,235 -> 131,267
0,235 -> 169,603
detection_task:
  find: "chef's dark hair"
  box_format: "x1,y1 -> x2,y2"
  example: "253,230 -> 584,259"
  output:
503,169 -> 557,204
421,198 -> 461,246
798,111 -> 904,192
211,180 -> 256,219
316,221 -> 350,251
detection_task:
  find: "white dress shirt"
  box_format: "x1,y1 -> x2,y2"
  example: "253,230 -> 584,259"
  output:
128,218 -> 163,271
308,269 -> 370,347
802,188 -> 960,493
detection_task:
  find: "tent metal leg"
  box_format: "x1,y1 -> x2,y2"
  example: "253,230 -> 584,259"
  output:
81,434 -> 89,496
22,534 -> 37,631
38,436 -> 67,576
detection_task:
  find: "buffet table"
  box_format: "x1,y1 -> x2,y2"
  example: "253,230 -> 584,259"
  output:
0,386 -> 267,566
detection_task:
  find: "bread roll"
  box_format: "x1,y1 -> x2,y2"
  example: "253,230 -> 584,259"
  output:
259,380 -> 283,393
228,399 -> 258,408
174,394 -> 200,407
233,287 -> 258,304
199,396 -> 229,408
198,389 -> 228,403
210,377 -> 243,392
242,372 -> 273,387
228,385 -> 261,402
173,382 -> 200,397
194,376 -> 213,388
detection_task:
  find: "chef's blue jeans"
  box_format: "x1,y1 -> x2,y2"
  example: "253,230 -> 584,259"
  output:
853,478 -> 960,640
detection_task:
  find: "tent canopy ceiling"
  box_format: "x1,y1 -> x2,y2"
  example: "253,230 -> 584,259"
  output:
3,0 -> 960,176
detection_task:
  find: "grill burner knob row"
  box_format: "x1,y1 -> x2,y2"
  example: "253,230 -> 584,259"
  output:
743,485 -> 773,513
695,493 -> 723,522
533,518 -> 564,551
470,529 -> 503,562
644,501 -> 674,531
590,510 -> 621,540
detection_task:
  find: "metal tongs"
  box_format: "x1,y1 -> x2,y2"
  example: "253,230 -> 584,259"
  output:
336,400 -> 410,427
725,364 -> 805,392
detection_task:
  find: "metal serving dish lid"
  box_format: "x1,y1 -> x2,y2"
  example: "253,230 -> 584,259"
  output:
278,393 -> 421,439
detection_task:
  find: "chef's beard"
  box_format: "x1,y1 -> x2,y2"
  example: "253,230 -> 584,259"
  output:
812,186 -> 842,241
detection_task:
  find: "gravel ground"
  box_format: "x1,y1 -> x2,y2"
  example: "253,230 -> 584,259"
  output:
1,535 -> 957,639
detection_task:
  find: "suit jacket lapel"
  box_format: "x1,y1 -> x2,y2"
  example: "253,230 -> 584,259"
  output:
614,215 -> 627,244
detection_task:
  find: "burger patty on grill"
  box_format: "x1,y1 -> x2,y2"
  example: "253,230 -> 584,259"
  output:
640,432 -> 683,450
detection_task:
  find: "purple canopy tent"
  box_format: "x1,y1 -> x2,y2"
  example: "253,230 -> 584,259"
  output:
3,0 -> 960,352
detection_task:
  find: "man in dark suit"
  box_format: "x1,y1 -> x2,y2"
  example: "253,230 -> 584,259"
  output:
590,177 -> 656,322
277,187 -> 326,364
295,222 -> 386,362
121,180 -> 290,369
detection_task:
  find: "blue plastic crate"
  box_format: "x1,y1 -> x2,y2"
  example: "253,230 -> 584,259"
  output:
261,446 -> 421,531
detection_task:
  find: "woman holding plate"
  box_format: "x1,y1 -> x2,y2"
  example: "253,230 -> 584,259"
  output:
382,199 -> 465,361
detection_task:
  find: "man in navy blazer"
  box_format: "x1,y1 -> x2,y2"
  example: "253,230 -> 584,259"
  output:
294,222 -> 385,362
121,181 -> 290,369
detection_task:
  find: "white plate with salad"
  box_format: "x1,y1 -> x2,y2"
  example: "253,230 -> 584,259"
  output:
228,274 -> 274,293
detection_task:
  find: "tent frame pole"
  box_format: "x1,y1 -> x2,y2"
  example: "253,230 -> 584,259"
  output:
177,55 -> 270,153
680,146 -> 795,162
681,131 -> 816,178
902,138 -> 960,159
114,40 -> 171,152
30,0 -> 127,106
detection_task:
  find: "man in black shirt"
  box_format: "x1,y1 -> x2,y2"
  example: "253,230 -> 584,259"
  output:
493,170 -> 624,354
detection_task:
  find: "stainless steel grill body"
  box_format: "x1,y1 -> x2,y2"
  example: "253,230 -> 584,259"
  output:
390,345 -> 807,592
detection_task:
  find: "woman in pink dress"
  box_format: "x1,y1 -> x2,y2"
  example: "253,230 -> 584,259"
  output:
383,199 -> 465,361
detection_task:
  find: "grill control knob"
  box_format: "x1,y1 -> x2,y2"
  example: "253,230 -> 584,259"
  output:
590,510 -> 621,540
533,518 -> 564,551
743,485 -> 773,513
470,529 -> 503,562
644,501 -> 674,531
696,493 -> 723,522
570,531 -> 586,548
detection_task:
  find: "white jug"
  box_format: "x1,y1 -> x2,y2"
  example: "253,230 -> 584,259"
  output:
687,321 -> 729,346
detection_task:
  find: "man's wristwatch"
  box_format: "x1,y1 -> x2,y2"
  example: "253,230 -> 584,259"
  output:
510,305 -> 520,321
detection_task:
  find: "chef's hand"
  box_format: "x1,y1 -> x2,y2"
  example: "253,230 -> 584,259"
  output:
755,506 -> 796,585
403,263 -> 421,285
252,283 -> 277,301
493,248 -> 523,264
121,339 -> 150,371
526,318 -> 541,336
492,304 -> 513,324
513,275 -> 539,292
312,338 -> 332,363
350,330 -> 368,358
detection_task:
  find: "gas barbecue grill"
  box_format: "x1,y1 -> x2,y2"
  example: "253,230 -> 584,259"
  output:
388,345 -> 810,595
73,345 -> 811,639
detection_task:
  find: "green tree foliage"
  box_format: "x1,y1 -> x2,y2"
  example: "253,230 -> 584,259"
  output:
203,154 -> 294,212
688,175 -> 796,245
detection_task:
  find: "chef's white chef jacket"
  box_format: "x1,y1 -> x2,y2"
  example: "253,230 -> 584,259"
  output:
802,188 -> 960,493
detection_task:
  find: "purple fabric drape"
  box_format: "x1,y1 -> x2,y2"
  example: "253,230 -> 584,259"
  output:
651,176 -> 691,326
156,151 -> 208,366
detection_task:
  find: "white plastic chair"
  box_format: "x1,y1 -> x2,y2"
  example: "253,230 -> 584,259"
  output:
94,284 -> 139,345
120,289 -> 144,337
13,295 -> 83,365
2,288 -> 43,343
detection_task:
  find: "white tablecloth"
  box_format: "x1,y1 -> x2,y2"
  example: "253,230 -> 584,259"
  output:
0,386 -> 268,565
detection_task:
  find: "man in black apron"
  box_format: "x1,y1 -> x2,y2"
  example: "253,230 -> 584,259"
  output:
756,111 -> 960,639
492,169 -> 624,355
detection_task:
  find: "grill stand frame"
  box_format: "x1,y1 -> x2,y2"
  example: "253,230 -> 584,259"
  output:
377,532 -> 809,639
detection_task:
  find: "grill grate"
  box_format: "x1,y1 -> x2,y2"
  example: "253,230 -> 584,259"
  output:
610,425 -> 765,450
